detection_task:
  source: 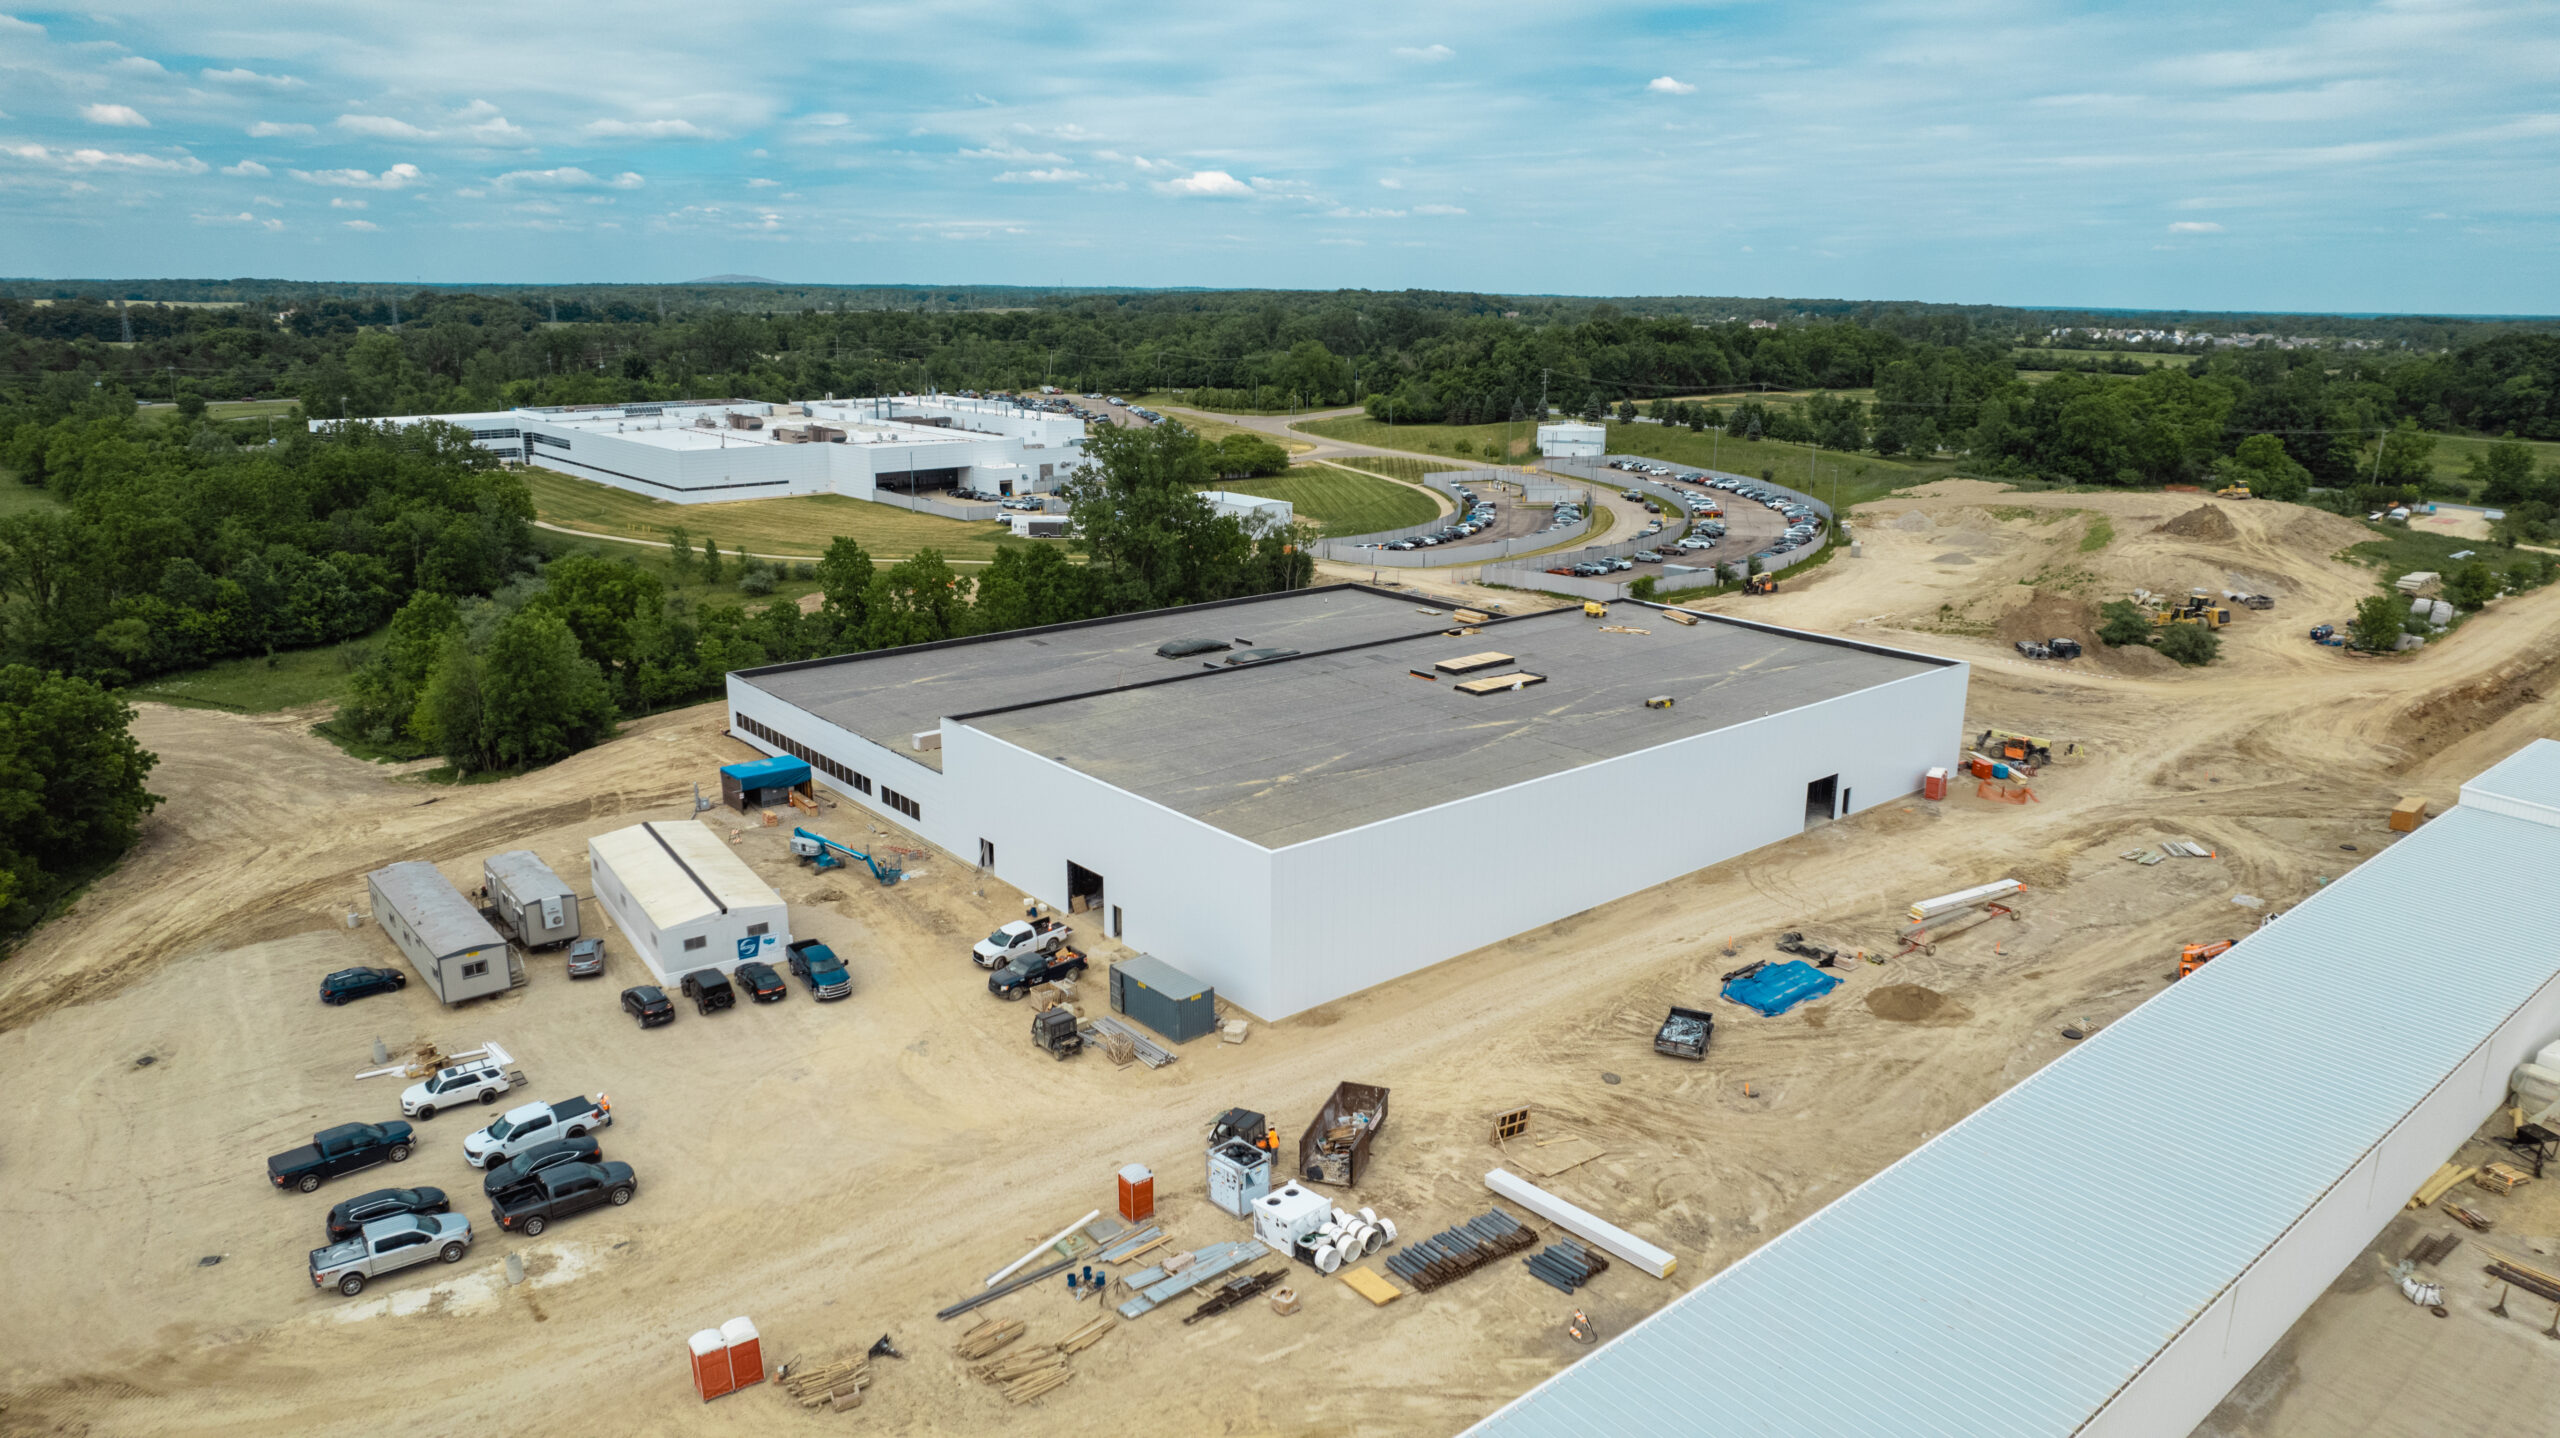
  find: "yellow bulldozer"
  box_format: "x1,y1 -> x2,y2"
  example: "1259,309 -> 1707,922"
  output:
2152,588 -> 2231,630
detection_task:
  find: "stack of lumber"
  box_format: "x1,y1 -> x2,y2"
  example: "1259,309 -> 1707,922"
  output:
2474,1162 -> 2533,1194
1056,1314 -> 1115,1355
781,1357 -> 872,1410
975,1346 -> 1072,1404
2408,1162 -> 2478,1209
2447,1203 -> 2495,1231
2485,1256 -> 2560,1303
953,1316 -> 1023,1360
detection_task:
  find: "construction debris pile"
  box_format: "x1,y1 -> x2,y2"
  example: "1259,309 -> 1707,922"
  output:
953,1313 -> 1112,1406
1382,1209 -> 1537,1293
780,1356 -> 875,1412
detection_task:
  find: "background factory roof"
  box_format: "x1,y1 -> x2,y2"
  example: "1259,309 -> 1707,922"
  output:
733,586 -> 1454,771
963,605 -> 1948,847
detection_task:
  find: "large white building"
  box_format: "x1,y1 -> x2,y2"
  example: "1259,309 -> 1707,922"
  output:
725,585 -> 1967,1019
587,819 -> 791,986
1536,420 -> 1607,457
324,395 -> 1088,505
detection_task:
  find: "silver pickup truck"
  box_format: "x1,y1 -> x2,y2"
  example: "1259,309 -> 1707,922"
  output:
310,1212 -> 474,1296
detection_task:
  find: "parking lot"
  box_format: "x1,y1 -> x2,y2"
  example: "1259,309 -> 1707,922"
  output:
1535,463 -> 1816,588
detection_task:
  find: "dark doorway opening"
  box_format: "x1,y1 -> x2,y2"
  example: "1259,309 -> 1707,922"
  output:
1805,775 -> 1838,829
1111,905 -> 1124,939
1067,860 -> 1104,916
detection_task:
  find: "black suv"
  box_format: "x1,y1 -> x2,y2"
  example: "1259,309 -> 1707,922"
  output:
621,985 -> 675,1028
681,968 -> 735,1015
482,1135 -> 603,1201
734,960 -> 788,1003
320,967 -> 406,1005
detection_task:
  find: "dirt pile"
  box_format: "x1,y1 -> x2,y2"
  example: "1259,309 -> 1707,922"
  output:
1865,984 -> 1970,1024
1996,589 -> 2098,648
2153,505 -> 2239,542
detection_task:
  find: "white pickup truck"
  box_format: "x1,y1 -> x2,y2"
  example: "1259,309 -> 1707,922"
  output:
462,1095 -> 613,1169
971,917 -> 1072,971
399,1043 -> 523,1121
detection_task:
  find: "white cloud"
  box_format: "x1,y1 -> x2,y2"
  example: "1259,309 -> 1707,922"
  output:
342,219 -> 379,231
330,197 -> 366,209
4,143 -> 206,173
799,112 -> 851,127
1378,177 -> 1403,189
193,210 -> 284,231
581,118 -> 709,139
204,67 -> 301,89
336,114 -> 433,140
83,103 -> 150,128
746,177 -> 780,188
1412,203 -> 1467,215
221,158 -> 269,177
962,143 -> 1067,164
1647,76 -> 1697,95
1395,44 -> 1454,61
996,168 -> 1088,183
251,193 -> 279,206
452,100 -> 526,142
2167,220 -> 2225,233
107,56 -> 167,75
246,121 -> 315,138
291,162 -> 424,189
493,166 -> 642,189
1163,169 -> 1251,196
0,14 -> 44,34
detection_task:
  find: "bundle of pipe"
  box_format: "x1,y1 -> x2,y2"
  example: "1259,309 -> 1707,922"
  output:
1382,1209 -> 1536,1292
1305,1204 -> 1397,1274
1522,1239 -> 1612,1295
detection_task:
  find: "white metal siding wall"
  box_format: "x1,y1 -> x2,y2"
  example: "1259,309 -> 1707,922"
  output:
941,725 -> 1279,1015
1264,663 -> 1968,1019
725,679 -> 956,854
2083,965 -> 2560,1437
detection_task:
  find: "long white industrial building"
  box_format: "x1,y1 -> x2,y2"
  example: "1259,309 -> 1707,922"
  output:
1464,738 -> 2560,1438
725,584 -> 1967,1019
320,394 -> 1086,504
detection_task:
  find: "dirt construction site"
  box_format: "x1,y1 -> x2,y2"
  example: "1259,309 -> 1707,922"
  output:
6,483 -> 2560,1437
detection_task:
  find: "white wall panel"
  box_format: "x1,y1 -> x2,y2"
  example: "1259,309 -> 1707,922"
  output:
724,680 -> 956,852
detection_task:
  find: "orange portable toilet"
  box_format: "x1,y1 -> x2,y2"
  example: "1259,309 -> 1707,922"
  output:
689,1328 -> 734,1402
720,1316 -> 763,1389
1117,1162 -> 1155,1222
1923,767 -> 1950,801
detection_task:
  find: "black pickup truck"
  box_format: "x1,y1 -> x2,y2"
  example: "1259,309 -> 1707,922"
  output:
492,1160 -> 639,1237
988,946 -> 1089,999
269,1121 -> 416,1193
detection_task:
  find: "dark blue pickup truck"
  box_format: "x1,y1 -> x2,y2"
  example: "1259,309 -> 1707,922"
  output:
269,1121 -> 416,1193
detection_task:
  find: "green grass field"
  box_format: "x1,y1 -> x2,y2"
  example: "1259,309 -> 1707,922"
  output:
521,469 -> 1027,563
125,634 -> 377,713
1144,405 -> 1315,453
1325,455 -> 1463,482
2015,347 -> 2188,369
2420,431 -> 2560,500
1198,466 -> 1441,534
1294,415 -> 1545,463
1590,422 -> 1956,514
2339,520 -> 2504,581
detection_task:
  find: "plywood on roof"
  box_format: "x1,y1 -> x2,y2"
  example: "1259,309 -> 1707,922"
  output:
1454,671 -> 1546,696
1435,651 -> 1514,674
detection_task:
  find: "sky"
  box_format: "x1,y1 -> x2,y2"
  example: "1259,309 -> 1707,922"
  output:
1,1 -> 2555,313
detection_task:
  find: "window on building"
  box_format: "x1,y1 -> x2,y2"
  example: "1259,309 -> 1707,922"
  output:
747,923 -> 768,936
883,788 -> 921,822
978,839 -> 995,868
684,936 -> 707,952
461,959 -> 490,979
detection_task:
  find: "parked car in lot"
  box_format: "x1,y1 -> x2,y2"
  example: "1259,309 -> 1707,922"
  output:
463,1096 -> 613,1170
786,939 -> 852,1000
399,1047 -> 518,1120
974,917 -> 1072,970
481,1134 -> 603,1201
320,967 -> 405,1006
565,938 -> 607,979
493,1161 -> 638,1237
311,1213 -> 473,1296
988,945 -> 1090,999
622,985 -> 674,1027
269,1121 -> 416,1193
680,968 -> 735,1015
1632,550 -> 1665,564
734,960 -> 788,1003
324,1186 -> 450,1241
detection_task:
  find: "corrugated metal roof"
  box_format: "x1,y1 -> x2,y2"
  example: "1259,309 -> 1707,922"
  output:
1467,738 -> 2560,1438
482,849 -> 573,901
368,861 -> 502,957
588,820 -> 782,930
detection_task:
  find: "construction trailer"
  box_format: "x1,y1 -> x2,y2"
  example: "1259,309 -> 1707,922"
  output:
481,850 -> 579,950
719,755 -> 813,815
586,820 -> 790,986
366,861 -> 511,1004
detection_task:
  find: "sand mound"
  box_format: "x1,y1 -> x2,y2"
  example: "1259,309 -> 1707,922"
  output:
1892,511 -> 1935,532
1867,984 -> 1963,1023
1933,552 -> 1975,566
2094,641 -> 2180,676
1996,589 -> 2098,647
2153,505 -> 2238,542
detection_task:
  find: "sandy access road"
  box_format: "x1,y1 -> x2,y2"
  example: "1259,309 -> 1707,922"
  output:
5,486 -> 2560,1436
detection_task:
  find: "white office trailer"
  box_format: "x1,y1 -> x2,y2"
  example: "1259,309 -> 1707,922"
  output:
481,850 -> 579,949
1463,738 -> 2560,1438
1197,490 -> 1296,531
366,860 -> 511,1004
728,585 -> 1966,1020
316,394 -> 1087,505
1535,421 -> 1607,458
585,820 -> 790,985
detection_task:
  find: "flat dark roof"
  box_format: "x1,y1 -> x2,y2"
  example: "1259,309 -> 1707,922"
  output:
964,606 -> 1948,847
734,586 -> 1456,771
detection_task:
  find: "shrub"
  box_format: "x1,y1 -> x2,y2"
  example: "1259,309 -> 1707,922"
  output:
2097,600 -> 2154,647
736,563 -> 776,597
2349,593 -> 2404,651
1629,575 -> 1658,600
2153,623 -> 2220,666
2444,562 -> 2501,610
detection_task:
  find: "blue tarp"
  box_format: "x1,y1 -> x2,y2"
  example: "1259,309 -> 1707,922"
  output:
721,755 -> 810,789
1722,959 -> 1841,1017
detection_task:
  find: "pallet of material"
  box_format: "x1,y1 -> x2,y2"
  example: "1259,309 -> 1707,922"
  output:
1002,1367 -> 1074,1405
2475,1162 -> 2533,1194
974,1345 -> 1063,1384
1056,1314 -> 1116,1355
1117,1240 -> 1268,1318
1381,1209 -> 1538,1293
2408,1162 -> 2478,1209
2447,1203 -> 2494,1231
954,1316 -> 1024,1359
1339,1265 -> 1403,1306
1079,1015 -> 1174,1068
781,1357 -> 873,1409
1908,880 -> 2022,922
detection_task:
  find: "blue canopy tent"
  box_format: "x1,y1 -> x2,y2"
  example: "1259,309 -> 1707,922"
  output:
720,755 -> 812,813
